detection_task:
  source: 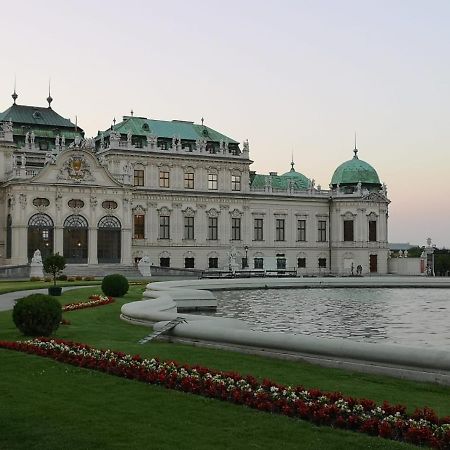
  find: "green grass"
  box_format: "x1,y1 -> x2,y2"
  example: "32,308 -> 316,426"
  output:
1,285 -> 449,449
0,279 -> 101,295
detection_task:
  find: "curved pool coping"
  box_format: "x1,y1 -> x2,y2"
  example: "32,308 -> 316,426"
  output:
120,277 -> 450,385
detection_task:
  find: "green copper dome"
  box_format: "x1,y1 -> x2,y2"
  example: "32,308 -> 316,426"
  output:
331,150 -> 380,186
280,162 -> 310,190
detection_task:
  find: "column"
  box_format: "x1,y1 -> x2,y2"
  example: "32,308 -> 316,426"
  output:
11,225 -> 28,265
88,227 -> 98,264
54,226 -> 64,256
121,227 -> 132,265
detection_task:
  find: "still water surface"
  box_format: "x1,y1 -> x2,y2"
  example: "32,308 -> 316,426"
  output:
212,288 -> 450,349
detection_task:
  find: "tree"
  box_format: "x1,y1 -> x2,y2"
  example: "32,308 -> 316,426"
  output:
43,253 -> 66,287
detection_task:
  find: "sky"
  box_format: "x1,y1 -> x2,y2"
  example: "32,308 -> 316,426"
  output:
1,0 -> 450,247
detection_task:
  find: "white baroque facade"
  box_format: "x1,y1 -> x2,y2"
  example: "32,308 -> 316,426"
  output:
0,96 -> 390,275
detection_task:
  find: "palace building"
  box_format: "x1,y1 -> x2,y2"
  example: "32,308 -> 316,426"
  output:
0,91 -> 390,275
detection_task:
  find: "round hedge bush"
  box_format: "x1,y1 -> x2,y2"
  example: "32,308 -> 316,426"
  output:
101,274 -> 129,297
13,294 -> 62,336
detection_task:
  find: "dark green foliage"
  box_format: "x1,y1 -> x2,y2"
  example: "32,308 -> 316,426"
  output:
12,294 -> 62,336
43,254 -> 66,286
101,274 -> 129,297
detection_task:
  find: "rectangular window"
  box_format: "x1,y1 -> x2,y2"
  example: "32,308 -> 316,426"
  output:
297,220 -> 306,241
231,217 -> 241,240
134,214 -> 145,239
254,257 -> 264,269
297,257 -> 306,268
208,217 -> 218,240
277,258 -> 286,269
208,257 -> 218,269
159,216 -> 170,239
160,257 -> 170,267
134,169 -> 144,186
184,172 -> 194,189
159,171 -> 170,188
254,218 -> 263,241
369,220 -> 377,242
184,216 -> 194,240
318,220 -> 327,242
343,220 -> 354,241
184,257 -> 195,268
231,175 -> 241,191
208,173 -> 218,190
318,258 -> 327,268
275,218 -> 285,241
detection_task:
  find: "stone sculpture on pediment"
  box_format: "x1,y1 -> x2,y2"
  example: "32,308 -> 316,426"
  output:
133,204 -> 147,215
158,206 -> 171,216
182,207 -> 196,217
58,154 -> 94,183
229,208 -> 243,218
206,208 -> 219,218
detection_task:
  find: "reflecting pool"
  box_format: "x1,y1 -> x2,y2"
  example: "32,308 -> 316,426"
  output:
212,288 -> 450,349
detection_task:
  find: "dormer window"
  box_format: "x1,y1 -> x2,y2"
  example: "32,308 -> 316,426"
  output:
142,123 -> 150,131
32,111 -> 41,119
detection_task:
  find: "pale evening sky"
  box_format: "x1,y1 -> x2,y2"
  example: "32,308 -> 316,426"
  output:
1,0 -> 449,247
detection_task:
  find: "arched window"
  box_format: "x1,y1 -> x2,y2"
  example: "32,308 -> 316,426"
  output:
98,216 -> 121,229
63,215 -> 88,263
98,216 -> 121,263
64,215 -> 88,228
27,213 -> 54,260
29,213 -> 54,228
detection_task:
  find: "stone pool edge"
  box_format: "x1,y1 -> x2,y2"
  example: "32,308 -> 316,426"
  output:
120,277 -> 450,386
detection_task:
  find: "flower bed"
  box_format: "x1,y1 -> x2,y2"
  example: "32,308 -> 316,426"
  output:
62,295 -> 114,312
0,338 -> 449,448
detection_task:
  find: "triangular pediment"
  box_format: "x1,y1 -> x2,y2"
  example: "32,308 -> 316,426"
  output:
362,191 -> 390,204
29,148 -> 122,187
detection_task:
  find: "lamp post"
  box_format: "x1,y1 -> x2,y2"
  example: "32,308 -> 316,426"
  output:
244,245 -> 249,269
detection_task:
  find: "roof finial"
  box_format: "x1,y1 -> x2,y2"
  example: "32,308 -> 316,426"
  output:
201,117 -> 204,126
290,151 -> 295,171
12,76 -> 18,104
113,117 -> 116,126
130,109 -> 134,117
353,132 -> 358,158
47,78 -> 53,108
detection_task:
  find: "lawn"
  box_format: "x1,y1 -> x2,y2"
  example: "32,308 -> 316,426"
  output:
1,285 -> 449,449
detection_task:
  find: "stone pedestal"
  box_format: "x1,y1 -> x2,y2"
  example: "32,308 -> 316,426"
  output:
30,262 -> 44,279
138,257 -> 152,278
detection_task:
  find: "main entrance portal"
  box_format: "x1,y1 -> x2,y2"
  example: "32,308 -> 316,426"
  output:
63,215 -> 88,263
97,216 -> 121,263
27,213 -> 54,261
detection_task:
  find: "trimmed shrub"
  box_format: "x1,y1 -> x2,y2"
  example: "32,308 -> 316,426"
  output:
29,276 -> 42,282
101,274 -> 129,297
75,276 -> 83,281
83,276 -> 95,281
57,274 -> 68,281
13,294 -> 62,336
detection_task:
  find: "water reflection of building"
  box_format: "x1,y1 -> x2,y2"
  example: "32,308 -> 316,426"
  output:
0,90 -> 390,275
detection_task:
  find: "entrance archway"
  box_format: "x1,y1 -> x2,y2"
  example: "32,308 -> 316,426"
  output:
27,214 -> 54,261
97,216 -> 121,263
63,215 -> 88,263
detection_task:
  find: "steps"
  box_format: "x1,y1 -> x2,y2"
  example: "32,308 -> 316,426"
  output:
63,264 -> 142,278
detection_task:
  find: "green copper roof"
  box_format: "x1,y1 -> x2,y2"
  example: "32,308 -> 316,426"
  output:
331,150 -> 380,186
0,104 -> 80,130
251,166 -> 311,191
280,163 -> 310,189
98,116 -> 238,143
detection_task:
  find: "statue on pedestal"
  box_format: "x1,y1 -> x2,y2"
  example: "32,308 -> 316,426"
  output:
138,256 -> 152,278
30,249 -> 44,279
